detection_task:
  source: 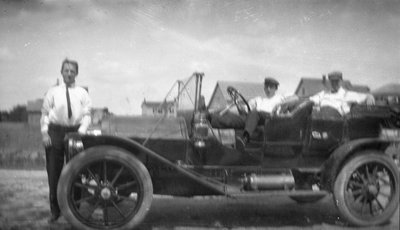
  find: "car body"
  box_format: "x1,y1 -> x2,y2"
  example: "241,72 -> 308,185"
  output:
58,73 -> 400,230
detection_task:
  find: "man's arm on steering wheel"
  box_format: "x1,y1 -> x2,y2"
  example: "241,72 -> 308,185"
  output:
217,103 -> 236,116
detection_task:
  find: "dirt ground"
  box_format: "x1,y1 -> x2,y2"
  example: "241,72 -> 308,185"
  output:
0,169 -> 398,230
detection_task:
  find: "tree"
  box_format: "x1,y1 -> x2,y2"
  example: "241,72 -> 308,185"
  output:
0,105 -> 28,122
0,111 -> 9,121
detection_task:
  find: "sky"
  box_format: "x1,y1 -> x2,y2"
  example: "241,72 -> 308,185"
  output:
0,0 -> 399,115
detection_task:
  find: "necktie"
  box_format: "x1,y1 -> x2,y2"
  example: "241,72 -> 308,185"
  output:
66,86 -> 72,118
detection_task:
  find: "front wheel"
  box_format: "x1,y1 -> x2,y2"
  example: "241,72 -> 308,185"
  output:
333,151 -> 399,226
58,146 -> 153,230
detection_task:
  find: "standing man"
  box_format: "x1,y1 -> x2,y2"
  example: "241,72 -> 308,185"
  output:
309,71 -> 375,115
40,58 -> 92,223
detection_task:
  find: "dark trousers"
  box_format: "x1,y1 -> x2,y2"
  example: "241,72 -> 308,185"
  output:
209,111 -> 271,139
210,111 -> 246,129
45,124 -> 78,216
244,111 -> 271,137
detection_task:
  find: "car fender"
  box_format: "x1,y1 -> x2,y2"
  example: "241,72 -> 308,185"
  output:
320,138 -> 393,191
67,133 -> 228,196
67,133 -> 155,162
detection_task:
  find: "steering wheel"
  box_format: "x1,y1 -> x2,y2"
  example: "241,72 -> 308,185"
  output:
226,86 -> 251,115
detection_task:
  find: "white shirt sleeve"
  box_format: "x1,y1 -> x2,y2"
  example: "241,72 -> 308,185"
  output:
40,89 -> 53,135
248,97 -> 258,111
309,91 -> 324,104
77,89 -> 92,134
343,91 -> 368,104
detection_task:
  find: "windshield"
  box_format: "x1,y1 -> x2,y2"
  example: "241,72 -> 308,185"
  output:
141,73 -> 202,144
164,72 -> 202,113
177,75 -> 198,111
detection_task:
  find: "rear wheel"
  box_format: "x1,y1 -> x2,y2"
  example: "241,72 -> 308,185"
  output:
58,146 -> 153,230
333,151 -> 399,226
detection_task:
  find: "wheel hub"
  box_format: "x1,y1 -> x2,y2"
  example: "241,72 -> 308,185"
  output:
367,184 -> 379,197
101,187 -> 112,200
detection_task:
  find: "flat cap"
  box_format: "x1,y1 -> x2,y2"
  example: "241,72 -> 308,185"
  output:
264,77 -> 279,86
328,71 -> 343,81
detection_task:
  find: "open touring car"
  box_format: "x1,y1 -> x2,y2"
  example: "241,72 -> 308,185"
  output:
58,73 -> 400,229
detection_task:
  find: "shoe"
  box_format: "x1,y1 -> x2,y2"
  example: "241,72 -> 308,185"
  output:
242,131 -> 250,144
48,213 -> 60,223
236,136 -> 246,153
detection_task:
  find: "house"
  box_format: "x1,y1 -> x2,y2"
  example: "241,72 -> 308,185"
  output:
141,99 -> 177,117
207,81 -> 265,111
372,83 -> 400,105
26,99 -> 43,125
294,75 -> 370,98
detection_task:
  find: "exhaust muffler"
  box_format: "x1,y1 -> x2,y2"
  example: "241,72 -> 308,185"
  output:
241,171 -> 295,190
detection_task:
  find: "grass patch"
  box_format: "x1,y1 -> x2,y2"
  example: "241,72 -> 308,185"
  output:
0,184 -> 15,201
0,150 -> 45,170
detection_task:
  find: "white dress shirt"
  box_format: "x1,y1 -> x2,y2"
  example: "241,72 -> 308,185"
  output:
309,87 -> 369,115
248,94 -> 285,113
40,83 -> 92,134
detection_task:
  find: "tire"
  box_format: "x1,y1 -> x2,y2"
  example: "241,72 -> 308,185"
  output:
57,146 -> 153,230
333,151 -> 399,226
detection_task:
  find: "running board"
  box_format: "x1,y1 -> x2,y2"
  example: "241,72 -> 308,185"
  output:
229,189 -> 329,198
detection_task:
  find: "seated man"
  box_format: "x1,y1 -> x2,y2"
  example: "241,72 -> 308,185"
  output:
309,71 -> 375,116
209,77 -> 297,143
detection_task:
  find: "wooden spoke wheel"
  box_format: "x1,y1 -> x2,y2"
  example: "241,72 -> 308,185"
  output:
58,146 -> 153,230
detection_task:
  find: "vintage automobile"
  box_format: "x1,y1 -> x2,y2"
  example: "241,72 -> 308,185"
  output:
58,73 -> 399,230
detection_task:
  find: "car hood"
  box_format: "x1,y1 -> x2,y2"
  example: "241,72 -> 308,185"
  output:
100,115 -> 188,140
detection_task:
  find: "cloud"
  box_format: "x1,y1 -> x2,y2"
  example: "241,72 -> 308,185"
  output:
0,47 -> 14,61
87,8 -> 110,22
1,0 -> 399,115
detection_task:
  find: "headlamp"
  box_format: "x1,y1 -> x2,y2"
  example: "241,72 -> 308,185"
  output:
66,138 -> 84,161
